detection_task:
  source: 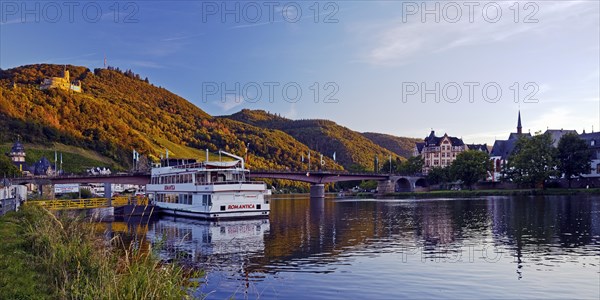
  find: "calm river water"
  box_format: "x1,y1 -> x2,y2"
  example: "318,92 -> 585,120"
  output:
110,195 -> 600,299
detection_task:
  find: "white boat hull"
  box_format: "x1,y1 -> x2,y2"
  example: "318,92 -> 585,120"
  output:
159,207 -> 270,219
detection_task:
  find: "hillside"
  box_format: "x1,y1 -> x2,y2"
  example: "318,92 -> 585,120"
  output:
0,64 -> 341,172
361,132 -> 421,158
0,143 -> 121,173
225,109 -> 400,170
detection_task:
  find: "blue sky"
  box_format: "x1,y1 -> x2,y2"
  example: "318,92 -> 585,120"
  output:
1,1 -> 598,144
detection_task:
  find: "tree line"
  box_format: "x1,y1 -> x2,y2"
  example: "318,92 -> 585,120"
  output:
426,132 -> 592,189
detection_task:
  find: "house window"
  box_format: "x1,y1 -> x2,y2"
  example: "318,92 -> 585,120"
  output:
596,164 -> 600,174
592,140 -> 596,146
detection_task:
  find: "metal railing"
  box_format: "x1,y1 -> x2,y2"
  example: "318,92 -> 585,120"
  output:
28,196 -> 149,210
0,198 -> 18,216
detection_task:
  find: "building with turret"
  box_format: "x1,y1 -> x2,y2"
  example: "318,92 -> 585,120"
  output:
7,141 -> 26,172
5,141 -> 57,176
414,131 -> 466,174
490,111 -> 532,181
40,67 -> 81,93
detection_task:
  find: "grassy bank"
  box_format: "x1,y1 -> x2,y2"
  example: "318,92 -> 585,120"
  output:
382,188 -> 600,198
0,142 -> 123,173
0,205 -> 201,299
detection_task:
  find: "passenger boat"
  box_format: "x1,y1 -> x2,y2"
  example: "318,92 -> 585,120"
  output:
146,150 -> 270,219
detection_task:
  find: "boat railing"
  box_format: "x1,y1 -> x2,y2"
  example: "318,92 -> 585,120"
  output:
172,162 -> 207,169
170,162 -> 243,170
195,181 -> 266,186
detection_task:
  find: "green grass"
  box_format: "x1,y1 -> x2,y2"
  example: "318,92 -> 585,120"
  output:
1,143 -> 123,174
0,210 -> 51,299
0,205 -> 202,299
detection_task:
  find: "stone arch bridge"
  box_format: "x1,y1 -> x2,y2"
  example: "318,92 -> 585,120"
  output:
248,171 -> 427,197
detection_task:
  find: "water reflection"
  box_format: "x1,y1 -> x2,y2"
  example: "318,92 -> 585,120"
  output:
108,196 -> 600,299
147,217 -> 269,265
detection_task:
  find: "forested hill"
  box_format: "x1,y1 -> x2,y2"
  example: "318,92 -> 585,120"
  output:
224,109 -> 403,170
0,64 -> 341,171
361,132 -> 422,158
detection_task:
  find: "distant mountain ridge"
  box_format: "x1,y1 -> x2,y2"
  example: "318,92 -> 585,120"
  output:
361,132 -> 422,158
225,109 -> 405,170
0,64 -> 418,173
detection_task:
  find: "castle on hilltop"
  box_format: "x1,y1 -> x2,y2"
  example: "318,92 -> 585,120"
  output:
40,66 -> 81,93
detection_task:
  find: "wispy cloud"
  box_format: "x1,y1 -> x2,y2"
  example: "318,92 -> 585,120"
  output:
217,95 -> 245,112
129,60 -> 165,69
284,103 -> 298,119
43,52 -> 97,63
364,1 -> 597,66
160,33 -> 204,42
230,21 -> 275,29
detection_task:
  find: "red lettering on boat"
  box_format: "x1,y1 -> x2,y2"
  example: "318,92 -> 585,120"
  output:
227,204 -> 256,210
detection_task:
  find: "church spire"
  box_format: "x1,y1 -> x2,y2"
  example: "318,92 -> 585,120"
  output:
517,110 -> 522,134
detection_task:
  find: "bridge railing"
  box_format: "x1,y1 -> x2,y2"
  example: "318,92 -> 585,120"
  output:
249,169 -> 422,177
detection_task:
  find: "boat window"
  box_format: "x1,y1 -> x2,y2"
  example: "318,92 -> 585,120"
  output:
220,205 -> 225,211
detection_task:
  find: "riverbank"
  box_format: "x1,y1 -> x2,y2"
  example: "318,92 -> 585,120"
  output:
0,205 -> 201,299
379,188 -> 600,198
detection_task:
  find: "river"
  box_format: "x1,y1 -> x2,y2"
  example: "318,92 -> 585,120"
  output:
108,195 -> 600,299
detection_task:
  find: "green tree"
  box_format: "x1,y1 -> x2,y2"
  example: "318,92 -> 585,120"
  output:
557,133 -> 592,188
508,133 -> 558,189
450,150 -> 491,190
380,156 -> 401,174
0,155 -> 21,177
359,180 -> 378,191
398,156 -> 424,175
426,166 -> 451,186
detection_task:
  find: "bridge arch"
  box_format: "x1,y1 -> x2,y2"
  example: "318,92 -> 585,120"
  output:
395,178 -> 412,192
415,178 -> 428,188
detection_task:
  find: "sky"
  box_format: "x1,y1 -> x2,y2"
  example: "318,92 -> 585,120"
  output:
1,1 -> 599,144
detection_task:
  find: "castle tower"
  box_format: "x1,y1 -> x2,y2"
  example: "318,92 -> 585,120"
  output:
63,65 -> 70,82
517,110 -> 522,134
